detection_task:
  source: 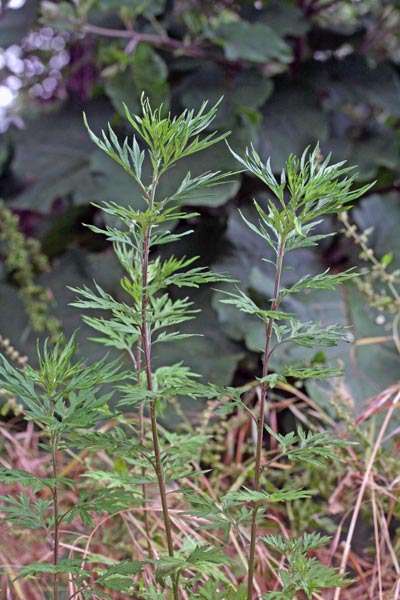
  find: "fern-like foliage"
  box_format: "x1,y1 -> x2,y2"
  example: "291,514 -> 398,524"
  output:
262,533 -> 351,599
0,98 -> 370,598
74,95 -> 232,363
0,334 -> 126,593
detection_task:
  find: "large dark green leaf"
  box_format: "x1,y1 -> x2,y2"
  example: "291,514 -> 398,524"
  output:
310,57 -> 400,115
0,282 -> 29,349
104,70 -> 140,117
154,287 -> 243,387
0,249 -> 122,365
0,241 -> 241,390
256,86 -> 329,171
104,44 -> 170,116
10,103 -> 112,210
352,193 -> 400,268
180,66 -> 273,129
211,20 -> 292,64
341,284 -> 400,403
131,43 -> 169,109
325,127 -> 399,182
212,205 -> 338,352
90,148 -> 147,210
261,1 -> 310,36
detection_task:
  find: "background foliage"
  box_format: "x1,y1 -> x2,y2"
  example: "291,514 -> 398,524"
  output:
1,0 -> 400,407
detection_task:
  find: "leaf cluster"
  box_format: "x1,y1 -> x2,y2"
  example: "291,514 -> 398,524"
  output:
229,144 -> 373,252
263,532 -> 351,599
264,424 -> 351,467
84,94 -> 231,200
0,335 -> 123,431
74,98 -> 233,362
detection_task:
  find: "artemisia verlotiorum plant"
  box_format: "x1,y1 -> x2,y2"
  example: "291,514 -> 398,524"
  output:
0,97 -> 372,599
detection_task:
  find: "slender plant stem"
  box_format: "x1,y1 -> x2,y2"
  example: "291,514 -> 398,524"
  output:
50,432 -> 60,600
139,178 -> 178,599
247,242 -> 285,600
128,346 -> 153,562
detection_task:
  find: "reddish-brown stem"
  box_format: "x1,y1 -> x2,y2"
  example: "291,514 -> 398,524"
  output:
50,433 -> 60,600
247,242 -> 285,600
82,23 -> 243,68
139,179 -> 178,598
291,35 -> 305,81
128,344 -> 153,562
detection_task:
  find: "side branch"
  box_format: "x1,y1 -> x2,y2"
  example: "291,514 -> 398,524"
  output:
82,23 -> 243,67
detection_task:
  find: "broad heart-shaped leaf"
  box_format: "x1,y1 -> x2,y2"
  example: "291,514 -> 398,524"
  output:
149,216 -> 244,392
211,20 -> 292,63
90,148 -> 147,212
1,251 -> 240,418
9,97 -> 240,213
308,56 -> 400,116
131,43 -> 170,110
104,70 -> 140,119
10,101 -> 113,210
256,86 -> 329,171
352,192 -> 400,269
0,281 -> 29,349
180,66 -> 274,129
260,1 -> 310,36
325,126 -> 398,182
337,193 -> 400,401
213,207 -> 347,363
104,44 -> 170,117
337,283 -> 400,405
39,249 -> 124,360
0,0 -> 37,47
